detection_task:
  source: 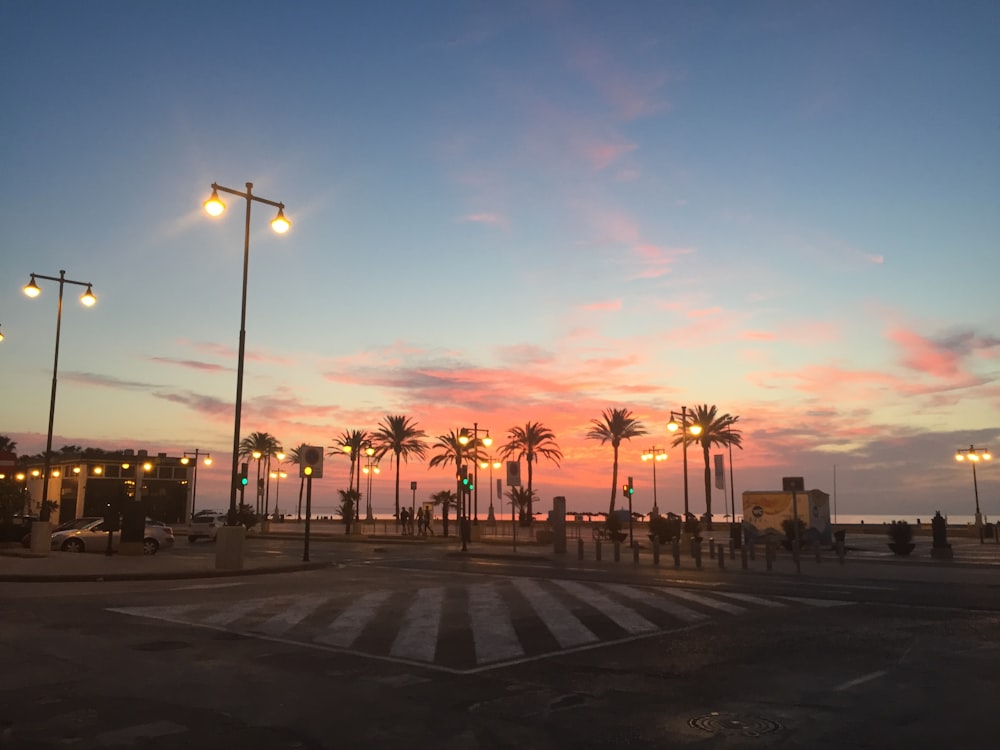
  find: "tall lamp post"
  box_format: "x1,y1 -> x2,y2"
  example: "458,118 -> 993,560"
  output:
270,462 -> 288,520
479,456 -> 503,522
667,407 -> 702,519
955,445 -> 991,542
23,270 -> 96,543
203,182 -> 289,537
459,424 -> 492,524
180,450 -> 212,518
362,456 -> 380,521
640,447 -> 668,517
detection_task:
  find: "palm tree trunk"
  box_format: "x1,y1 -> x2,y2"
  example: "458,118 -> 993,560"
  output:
702,442 -> 713,530
526,458 -> 534,525
297,477 -> 304,520
394,451 -> 401,521
608,443 -> 620,517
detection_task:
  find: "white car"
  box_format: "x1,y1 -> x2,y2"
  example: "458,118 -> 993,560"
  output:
51,517 -> 175,555
188,512 -> 228,543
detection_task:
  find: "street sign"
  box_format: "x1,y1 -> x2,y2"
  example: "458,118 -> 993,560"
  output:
505,461 -> 521,487
782,476 -> 805,492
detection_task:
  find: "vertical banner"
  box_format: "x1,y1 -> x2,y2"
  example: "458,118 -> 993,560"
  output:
506,461 -> 521,487
714,454 -> 726,490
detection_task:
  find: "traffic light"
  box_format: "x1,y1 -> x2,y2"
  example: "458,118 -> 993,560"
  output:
627,476 -> 634,495
458,464 -> 469,486
238,462 -> 249,488
299,445 -> 324,478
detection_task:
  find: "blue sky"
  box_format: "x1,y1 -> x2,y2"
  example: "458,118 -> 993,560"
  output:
2,1 -> 998,519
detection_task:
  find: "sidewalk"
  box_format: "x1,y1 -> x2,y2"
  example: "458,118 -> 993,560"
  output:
2,524 -> 998,583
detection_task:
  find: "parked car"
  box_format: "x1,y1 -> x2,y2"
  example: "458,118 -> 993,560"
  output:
50,516 -> 174,555
188,512 -> 227,543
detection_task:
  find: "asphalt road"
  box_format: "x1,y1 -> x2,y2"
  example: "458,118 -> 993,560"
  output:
1,541 -> 998,749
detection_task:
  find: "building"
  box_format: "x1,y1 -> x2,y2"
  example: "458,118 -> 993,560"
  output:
20,450 -> 194,525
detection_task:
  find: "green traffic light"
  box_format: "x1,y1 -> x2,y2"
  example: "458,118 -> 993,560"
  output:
240,477 -> 248,486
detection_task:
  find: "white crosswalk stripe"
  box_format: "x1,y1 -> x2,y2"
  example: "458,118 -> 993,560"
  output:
109,578 -> 853,673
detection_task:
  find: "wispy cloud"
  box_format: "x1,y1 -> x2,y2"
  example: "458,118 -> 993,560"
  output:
581,300 -> 621,312
457,212 -> 508,228
149,357 -> 230,373
64,372 -> 162,389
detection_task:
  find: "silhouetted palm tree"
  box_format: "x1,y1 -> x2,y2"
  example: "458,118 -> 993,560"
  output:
287,443 -> 308,520
239,431 -> 283,515
372,415 -> 427,521
331,429 -> 369,519
499,422 -> 562,525
0,436 -> 17,454
586,407 -> 647,518
336,488 -> 360,534
506,486 -> 537,526
428,429 -> 477,537
670,404 -> 742,529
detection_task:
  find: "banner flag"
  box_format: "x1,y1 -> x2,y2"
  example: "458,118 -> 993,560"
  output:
714,454 -> 726,490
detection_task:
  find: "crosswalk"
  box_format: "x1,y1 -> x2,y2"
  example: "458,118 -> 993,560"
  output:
110,578 -> 851,674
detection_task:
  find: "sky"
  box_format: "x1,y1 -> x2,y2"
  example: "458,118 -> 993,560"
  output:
2,0 -> 998,521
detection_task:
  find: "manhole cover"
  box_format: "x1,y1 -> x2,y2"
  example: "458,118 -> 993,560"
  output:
689,712 -> 783,737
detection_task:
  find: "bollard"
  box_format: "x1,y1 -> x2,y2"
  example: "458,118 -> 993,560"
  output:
836,539 -> 845,564
749,542 -> 756,561
578,537 -> 584,561
595,540 -> 602,561
672,537 -> 681,567
741,544 -> 748,570
718,546 -> 725,570
765,542 -> 773,571
632,541 -> 640,565
694,540 -> 703,569
815,544 -> 821,564
729,540 -> 735,560
613,540 -> 621,562
652,536 -> 660,566
708,538 -> 716,559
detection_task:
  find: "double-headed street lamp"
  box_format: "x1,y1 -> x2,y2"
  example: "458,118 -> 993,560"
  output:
204,182 -> 289,531
458,424 -> 492,524
955,445 -> 991,541
270,458 -> 288,520
640,447 -> 668,517
23,270 -> 97,528
180,450 -> 212,518
479,456 -> 503,522
667,407 -> 702,519
362,454 -> 380,521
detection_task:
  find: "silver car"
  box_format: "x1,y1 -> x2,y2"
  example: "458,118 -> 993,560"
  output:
50,517 -> 175,555
187,512 -> 227,543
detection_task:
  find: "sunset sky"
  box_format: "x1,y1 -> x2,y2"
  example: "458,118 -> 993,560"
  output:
2,1 -> 998,521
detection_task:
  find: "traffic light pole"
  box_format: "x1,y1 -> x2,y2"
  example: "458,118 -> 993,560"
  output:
303,475 -> 312,562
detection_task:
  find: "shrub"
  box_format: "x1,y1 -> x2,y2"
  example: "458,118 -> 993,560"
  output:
887,520 -> 912,545
648,514 -> 681,543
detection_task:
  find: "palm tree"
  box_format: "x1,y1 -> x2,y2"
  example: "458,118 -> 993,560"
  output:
499,421 -> 562,525
238,431 -> 283,516
286,443 -> 308,520
0,436 -> 17,454
336,488 -> 360,534
670,404 -> 742,530
372,415 -> 427,521
506,486 -> 537,527
586,407 -> 647,519
429,489 -> 459,523
428,429 -> 478,537
331,429 -> 369,519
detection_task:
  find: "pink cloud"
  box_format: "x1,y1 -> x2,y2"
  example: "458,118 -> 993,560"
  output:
458,212 -> 508,228
585,141 -> 637,170
581,300 -> 621,312
890,327 -> 962,379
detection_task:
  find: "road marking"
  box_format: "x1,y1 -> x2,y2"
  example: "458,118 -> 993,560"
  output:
513,578 -> 598,649
553,579 -> 657,635
469,583 -> 524,664
97,720 -> 186,744
713,591 -> 787,607
834,670 -> 887,691
202,597 -> 269,626
254,594 -> 332,636
659,588 -> 747,615
600,583 -> 709,623
315,590 -> 392,648
169,582 -> 247,591
390,586 -> 443,662
777,596 -> 853,608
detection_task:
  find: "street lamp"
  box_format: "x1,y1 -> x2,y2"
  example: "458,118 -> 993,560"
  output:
362,456 -> 380,521
180,450 -> 212,518
955,445 -> 992,542
640,447 -> 668,517
667,407 -> 702,519
270,463 -> 288,520
23,270 -> 97,539
479,456 -> 503,522
203,181 -> 289,534
459,424 -> 492,524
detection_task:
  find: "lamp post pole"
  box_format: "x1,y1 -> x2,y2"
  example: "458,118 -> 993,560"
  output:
459,424 -> 492,524
22,271 -> 96,530
668,407 -> 702,520
364,445 -> 376,521
480,457 -> 502,522
181,450 -> 212,519
270,466 -> 287,520
640,447 -> 668,517
955,445 -> 992,543
203,182 -> 289,528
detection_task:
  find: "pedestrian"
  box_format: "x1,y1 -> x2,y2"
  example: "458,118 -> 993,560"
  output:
415,506 -> 425,536
425,507 -> 435,536
400,508 -> 409,535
